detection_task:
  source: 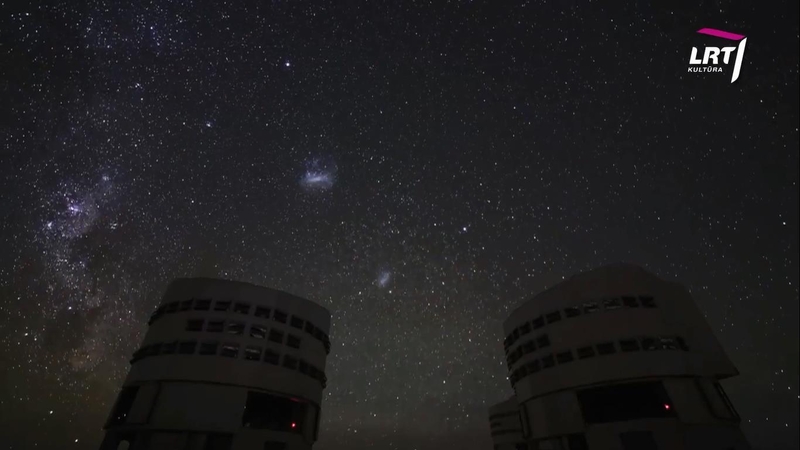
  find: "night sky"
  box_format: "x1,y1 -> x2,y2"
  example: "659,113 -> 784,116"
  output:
1,1 -> 798,449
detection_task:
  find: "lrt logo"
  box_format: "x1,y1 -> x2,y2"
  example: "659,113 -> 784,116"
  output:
688,28 -> 747,83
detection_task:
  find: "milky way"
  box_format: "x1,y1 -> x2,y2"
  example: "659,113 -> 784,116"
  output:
0,2 -> 798,450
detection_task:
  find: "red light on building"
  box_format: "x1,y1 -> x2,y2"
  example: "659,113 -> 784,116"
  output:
291,422 -> 297,429
664,404 -> 671,410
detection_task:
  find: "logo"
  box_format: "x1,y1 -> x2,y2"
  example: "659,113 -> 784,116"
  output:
688,28 -> 747,83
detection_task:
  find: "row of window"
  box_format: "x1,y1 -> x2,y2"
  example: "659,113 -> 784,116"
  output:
506,333 -> 551,368
508,335 -> 689,386
149,298 -> 331,354
184,319 -> 305,349
504,295 -> 656,351
130,341 -> 327,388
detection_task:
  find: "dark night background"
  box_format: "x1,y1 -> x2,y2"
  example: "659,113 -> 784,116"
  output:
1,1 -> 798,449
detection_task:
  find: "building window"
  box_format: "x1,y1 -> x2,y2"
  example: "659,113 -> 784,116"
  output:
519,322 -> 532,335
250,325 -> 267,339
254,306 -> 271,319
273,310 -> 288,324
199,341 -> 219,355
512,328 -> 520,342
577,346 -> 595,359
582,302 -> 599,314
165,301 -> 179,313
283,355 -> 298,370
269,329 -> 284,344
541,354 -> 555,369
536,334 -> 550,348
214,301 -> 231,312
621,296 -> 638,308
194,299 -> 211,310
161,341 -> 177,354
556,350 -> 574,364
204,434 -> 234,450
523,341 -> 536,354
220,343 -> 240,358
526,360 -> 540,374
206,320 -> 224,332
639,296 -> 656,308
178,341 -> 197,354
242,391 -> 307,432
287,335 -> 301,349
305,321 -> 316,335
545,311 -> 562,324
564,306 -> 581,318
531,316 -> 545,329
677,336 -> 690,351
264,350 -> 280,365
603,298 -> 622,311
186,319 -> 204,332
226,322 -> 245,335
244,345 -> 261,361
577,381 -> 675,424
657,336 -> 679,350
620,339 -> 640,352
596,342 -> 616,355
233,303 -> 251,315
290,315 -> 304,329
298,359 -> 310,375
180,300 -> 193,311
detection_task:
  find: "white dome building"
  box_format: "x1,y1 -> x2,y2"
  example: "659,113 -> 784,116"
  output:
99,278 -> 331,450
490,264 -> 751,450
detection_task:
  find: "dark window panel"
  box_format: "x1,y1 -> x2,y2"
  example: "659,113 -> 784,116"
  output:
206,320 -> 224,333
620,339 -> 640,352
161,341 -> 177,354
165,302 -> 179,313
536,334 -> 550,348
220,343 -> 240,358
640,296 -> 656,308
233,303 -> 251,315
531,316 -> 545,329
526,360 -> 540,374
578,381 -> 675,424
194,299 -> 212,310
677,336 -> 690,351
545,311 -> 562,324
658,336 -> 679,350
523,341 -> 536,354
214,301 -> 231,312
186,319 -> 204,332
178,341 -> 197,354
603,298 -> 622,311
290,316 -> 304,329
254,306 -> 271,319
226,322 -> 245,335
264,350 -> 280,365
621,296 -> 639,308
242,391 -> 307,433
577,346 -> 595,359
519,322 -> 532,335
269,329 -> 284,344
199,342 -> 219,355
641,337 -> 658,351
564,306 -> 581,318
180,300 -> 193,311
541,354 -> 555,369
556,350 -> 574,364
287,335 -> 301,349
583,302 -> 599,314
274,310 -> 288,324
298,359 -> 310,375
596,342 -> 616,355
305,322 -> 316,334
250,325 -> 267,339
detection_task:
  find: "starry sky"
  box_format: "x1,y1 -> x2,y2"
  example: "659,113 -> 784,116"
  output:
1,1 -> 798,449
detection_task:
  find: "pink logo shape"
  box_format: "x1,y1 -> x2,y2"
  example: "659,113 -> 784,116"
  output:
697,28 -> 745,41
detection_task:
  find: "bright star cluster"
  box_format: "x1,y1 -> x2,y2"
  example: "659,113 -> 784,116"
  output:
0,2 -> 798,450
